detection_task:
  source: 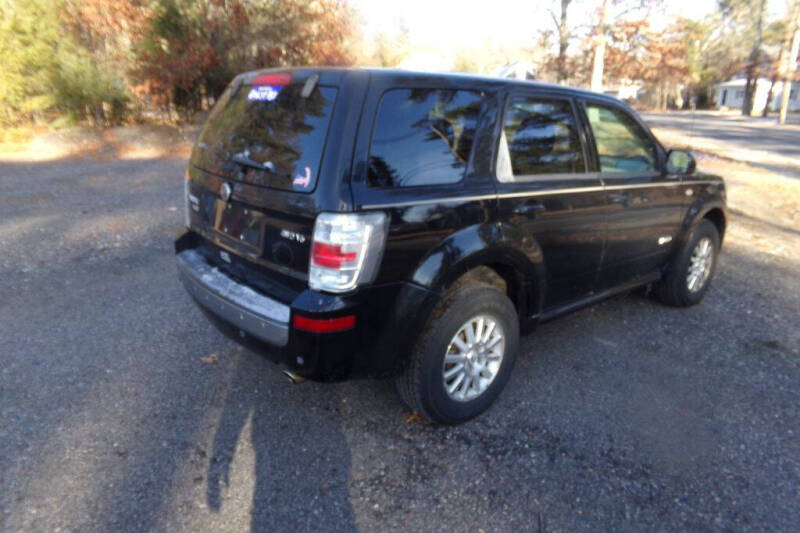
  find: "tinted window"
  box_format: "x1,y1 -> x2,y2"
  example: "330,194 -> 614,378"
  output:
368,89 -> 484,187
585,104 -> 657,173
194,80 -> 338,192
496,97 -> 585,180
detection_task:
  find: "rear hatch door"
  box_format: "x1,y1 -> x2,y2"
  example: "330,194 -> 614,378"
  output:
186,69 -> 366,286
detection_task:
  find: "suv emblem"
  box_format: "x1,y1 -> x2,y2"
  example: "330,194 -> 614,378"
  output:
280,229 -> 307,243
220,182 -> 233,202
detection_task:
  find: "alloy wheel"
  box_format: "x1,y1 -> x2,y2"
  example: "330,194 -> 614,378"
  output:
442,314 -> 505,401
687,237 -> 714,293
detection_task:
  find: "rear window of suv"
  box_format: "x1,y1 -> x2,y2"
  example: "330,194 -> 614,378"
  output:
368,88 -> 484,187
193,77 -> 338,192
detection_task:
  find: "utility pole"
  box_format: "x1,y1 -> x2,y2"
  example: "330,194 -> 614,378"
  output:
779,2 -> 800,125
779,26 -> 800,124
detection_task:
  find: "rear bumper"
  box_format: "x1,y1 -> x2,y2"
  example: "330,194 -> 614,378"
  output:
177,249 -> 290,346
175,230 -> 440,381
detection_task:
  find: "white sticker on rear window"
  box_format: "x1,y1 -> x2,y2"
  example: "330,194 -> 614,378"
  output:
247,85 -> 282,102
293,166 -> 312,188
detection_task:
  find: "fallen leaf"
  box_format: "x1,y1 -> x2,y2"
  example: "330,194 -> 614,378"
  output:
201,353 -> 219,364
405,412 -> 424,424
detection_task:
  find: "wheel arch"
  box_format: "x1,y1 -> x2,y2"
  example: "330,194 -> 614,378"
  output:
409,223 -> 546,324
679,197 -> 727,246
702,207 -> 726,243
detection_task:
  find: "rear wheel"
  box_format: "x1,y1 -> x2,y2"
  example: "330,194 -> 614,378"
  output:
655,219 -> 720,307
396,283 -> 519,424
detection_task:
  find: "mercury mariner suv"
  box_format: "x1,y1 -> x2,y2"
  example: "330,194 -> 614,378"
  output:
175,68 -> 726,424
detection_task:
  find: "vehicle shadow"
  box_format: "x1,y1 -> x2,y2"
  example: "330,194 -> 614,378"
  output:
206,351 -> 357,533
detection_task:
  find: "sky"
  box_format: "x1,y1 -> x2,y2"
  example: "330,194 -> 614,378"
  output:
349,0 -> 782,71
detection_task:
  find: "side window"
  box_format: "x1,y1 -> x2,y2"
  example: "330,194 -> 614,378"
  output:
584,104 -> 657,173
496,97 -> 585,181
368,88 -> 484,187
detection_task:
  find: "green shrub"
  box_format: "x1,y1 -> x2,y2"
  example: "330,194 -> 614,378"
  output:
0,0 -> 60,125
53,42 -> 131,126
0,0 -> 131,127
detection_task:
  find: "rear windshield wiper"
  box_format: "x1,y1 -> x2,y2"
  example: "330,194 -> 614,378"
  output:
231,153 -> 289,178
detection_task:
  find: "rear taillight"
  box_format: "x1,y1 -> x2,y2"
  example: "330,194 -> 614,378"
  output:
308,212 -> 388,293
311,243 -> 357,269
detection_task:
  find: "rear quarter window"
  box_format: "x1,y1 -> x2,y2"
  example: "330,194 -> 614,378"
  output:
367,88 -> 484,187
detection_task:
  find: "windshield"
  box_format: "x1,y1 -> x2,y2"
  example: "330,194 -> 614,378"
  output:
193,80 -> 339,192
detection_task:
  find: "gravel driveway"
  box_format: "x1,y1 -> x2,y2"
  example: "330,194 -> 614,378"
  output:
1,152 -> 798,532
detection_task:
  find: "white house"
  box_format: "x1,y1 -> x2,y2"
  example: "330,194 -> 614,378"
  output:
715,78 -> 800,114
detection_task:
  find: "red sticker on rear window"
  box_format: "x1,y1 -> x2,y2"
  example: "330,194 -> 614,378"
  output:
251,73 -> 291,86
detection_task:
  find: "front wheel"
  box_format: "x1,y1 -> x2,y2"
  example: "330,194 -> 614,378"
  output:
396,283 -> 519,424
655,219 -> 720,307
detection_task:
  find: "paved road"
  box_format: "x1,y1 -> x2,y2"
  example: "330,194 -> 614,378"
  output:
1,155 -> 799,532
642,111 -> 800,160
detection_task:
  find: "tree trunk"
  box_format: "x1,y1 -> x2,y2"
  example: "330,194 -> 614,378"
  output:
742,76 -> 753,116
764,42 -> 786,117
763,76 -> 777,117
779,26 -> 800,125
590,0 -> 611,92
742,0 -> 767,116
556,0 -> 571,83
673,84 -> 684,110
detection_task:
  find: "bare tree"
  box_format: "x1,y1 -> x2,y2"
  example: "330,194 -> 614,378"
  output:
742,0 -> 768,116
779,1 -> 800,124
550,0 -> 573,83
589,0 -> 655,92
590,0 -> 612,91
763,42 -> 785,117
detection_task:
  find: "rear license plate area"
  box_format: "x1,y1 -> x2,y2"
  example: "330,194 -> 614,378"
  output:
215,201 -> 264,250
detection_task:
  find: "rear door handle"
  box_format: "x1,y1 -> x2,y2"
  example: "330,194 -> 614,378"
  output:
513,202 -> 546,215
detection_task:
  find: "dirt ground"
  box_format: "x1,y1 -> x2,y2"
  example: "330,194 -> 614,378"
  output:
691,152 -> 800,261
0,124 -> 197,161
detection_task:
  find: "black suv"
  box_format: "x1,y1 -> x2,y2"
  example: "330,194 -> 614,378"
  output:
175,68 -> 726,424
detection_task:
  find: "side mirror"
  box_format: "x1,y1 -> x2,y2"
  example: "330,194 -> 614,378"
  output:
666,149 -> 696,175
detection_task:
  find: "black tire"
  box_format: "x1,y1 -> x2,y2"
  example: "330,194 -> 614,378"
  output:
655,219 -> 720,307
396,283 -> 519,424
